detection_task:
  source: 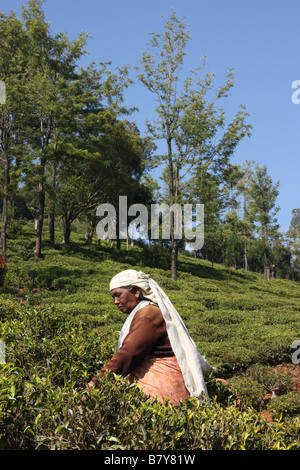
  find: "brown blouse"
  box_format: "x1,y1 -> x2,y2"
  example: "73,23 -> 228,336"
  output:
92,304 -> 174,384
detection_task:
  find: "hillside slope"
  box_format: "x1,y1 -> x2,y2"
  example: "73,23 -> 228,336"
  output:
1,225 -> 300,450
3,225 -> 300,373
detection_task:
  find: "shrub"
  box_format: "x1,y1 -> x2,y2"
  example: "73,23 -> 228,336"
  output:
0,298 -> 22,322
1,371 -> 299,450
0,256 -> 7,287
267,392 -> 300,418
245,364 -> 294,397
1,229 -> 300,450
228,376 -> 265,410
205,374 -> 235,405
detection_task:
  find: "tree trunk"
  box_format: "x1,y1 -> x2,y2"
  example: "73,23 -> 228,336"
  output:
116,216 -> 121,249
167,126 -> 178,280
34,117 -> 52,258
243,193 -> 248,271
62,215 -> 71,245
244,242 -> 248,271
49,213 -> 55,244
86,226 -> 94,245
49,161 -> 56,244
0,147 -> 9,261
171,239 -> 178,279
262,220 -> 270,281
34,176 -> 45,258
264,265 -> 270,281
86,215 -> 96,245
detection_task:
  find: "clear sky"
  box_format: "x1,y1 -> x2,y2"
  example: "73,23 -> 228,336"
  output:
2,0 -> 300,233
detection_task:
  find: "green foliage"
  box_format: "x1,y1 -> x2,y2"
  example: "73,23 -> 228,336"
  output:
0,1 -> 295,282
0,256 -> 7,287
267,392 -> 300,418
1,361 -> 299,450
0,227 -> 300,450
0,298 -> 22,321
245,364 -> 294,395
228,376 -> 265,410
0,2 -> 298,449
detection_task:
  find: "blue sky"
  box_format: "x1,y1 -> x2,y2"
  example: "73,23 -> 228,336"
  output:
2,0 -> 300,233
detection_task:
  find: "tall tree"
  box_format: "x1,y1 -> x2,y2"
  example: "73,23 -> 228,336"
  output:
21,0 -> 88,257
234,162 -> 256,271
0,11 -> 29,260
138,11 -> 251,279
138,11 -> 190,279
247,163 -> 280,280
222,211 -> 249,269
287,208 -> 300,280
51,62 -> 145,245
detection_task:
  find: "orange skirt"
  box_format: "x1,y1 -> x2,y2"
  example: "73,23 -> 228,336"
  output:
128,355 -> 190,406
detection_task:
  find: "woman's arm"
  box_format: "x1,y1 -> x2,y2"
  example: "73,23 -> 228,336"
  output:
88,306 -> 167,387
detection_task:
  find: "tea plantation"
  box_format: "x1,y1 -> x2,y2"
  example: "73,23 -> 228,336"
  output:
0,225 -> 300,450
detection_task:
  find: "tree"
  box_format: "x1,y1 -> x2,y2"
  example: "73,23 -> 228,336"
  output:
138,11 -> 190,279
223,212 -> 247,269
189,168 -> 224,264
247,238 -> 272,275
138,11 -> 251,279
233,161 -> 256,271
20,0 -> 88,257
0,10 -> 29,260
1,0 -> 151,253
247,163 -> 280,280
55,117 -> 150,245
287,208 -> 300,280
271,239 -> 292,279
50,60 -> 149,245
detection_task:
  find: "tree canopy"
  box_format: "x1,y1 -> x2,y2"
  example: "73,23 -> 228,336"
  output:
0,2 -> 297,281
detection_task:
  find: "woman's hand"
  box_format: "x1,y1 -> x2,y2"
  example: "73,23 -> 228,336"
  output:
86,378 -> 98,390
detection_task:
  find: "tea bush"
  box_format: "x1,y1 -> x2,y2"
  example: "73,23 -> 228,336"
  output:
1,367 -> 299,450
1,298 -> 299,450
245,364 -> 294,396
1,304 -> 115,387
1,227 -> 300,450
267,392 -> 300,418
0,298 -> 22,321
227,376 -> 265,410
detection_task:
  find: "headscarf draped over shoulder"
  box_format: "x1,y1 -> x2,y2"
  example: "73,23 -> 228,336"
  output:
110,269 -> 213,402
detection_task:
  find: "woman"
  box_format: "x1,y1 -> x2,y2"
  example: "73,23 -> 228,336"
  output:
88,269 -> 213,405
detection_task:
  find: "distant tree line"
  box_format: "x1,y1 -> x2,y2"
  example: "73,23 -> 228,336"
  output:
0,1 -> 299,281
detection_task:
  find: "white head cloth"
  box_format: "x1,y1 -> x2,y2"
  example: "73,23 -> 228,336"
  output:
109,269 -> 213,402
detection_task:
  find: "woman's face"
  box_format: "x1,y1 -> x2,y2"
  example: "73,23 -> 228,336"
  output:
111,287 -> 140,314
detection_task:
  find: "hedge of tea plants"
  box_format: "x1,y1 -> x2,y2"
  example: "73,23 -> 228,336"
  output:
0,299 -> 299,450
0,229 -> 300,450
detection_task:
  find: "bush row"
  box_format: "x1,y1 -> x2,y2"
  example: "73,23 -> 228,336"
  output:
1,301 -> 299,450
